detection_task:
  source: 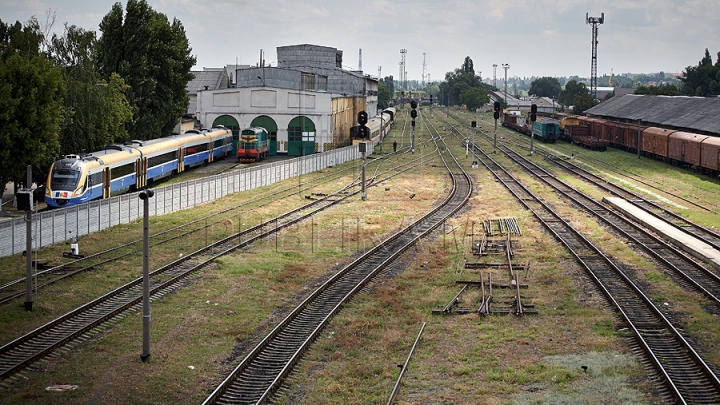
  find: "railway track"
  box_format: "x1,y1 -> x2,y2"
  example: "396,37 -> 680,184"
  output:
202,113 -> 471,405
0,147 -> 430,382
466,135 -> 720,404
0,140 -> 420,307
544,155 -> 720,252
492,142 -> 720,308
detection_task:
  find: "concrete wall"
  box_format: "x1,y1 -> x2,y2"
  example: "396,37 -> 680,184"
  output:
197,87 -> 336,152
277,44 -> 342,69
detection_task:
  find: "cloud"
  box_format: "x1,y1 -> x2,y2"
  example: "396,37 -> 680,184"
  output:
2,0 -> 719,79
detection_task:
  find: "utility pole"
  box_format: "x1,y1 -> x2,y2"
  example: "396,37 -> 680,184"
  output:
422,52 -> 427,87
493,64 -> 497,88
502,64 -> 510,104
586,12 -> 605,99
140,189 -> 155,362
400,49 -> 407,91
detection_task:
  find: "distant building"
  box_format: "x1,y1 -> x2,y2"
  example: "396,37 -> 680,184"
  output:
490,91 -> 557,114
193,44 -> 378,156
585,94 -> 720,136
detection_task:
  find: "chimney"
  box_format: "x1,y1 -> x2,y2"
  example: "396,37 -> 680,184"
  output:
358,48 -> 362,72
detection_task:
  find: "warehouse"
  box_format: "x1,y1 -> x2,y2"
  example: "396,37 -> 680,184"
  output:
194,44 -> 378,156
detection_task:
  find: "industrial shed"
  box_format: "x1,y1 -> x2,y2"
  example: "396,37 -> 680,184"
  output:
585,94 -> 720,136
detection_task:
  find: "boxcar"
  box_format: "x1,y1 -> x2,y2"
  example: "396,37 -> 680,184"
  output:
532,118 -> 559,143
567,125 -> 609,151
558,117 -> 582,141
700,136 -> 720,173
641,127 -> 674,158
668,131 -> 708,167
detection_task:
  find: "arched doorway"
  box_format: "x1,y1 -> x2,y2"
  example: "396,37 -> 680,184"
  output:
213,115 -> 240,155
288,116 -> 315,156
250,115 -> 278,156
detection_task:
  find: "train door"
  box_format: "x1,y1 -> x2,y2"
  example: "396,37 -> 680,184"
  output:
207,141 -> 214,163
177,147 -> 185,173
135,158 -> 147,189
103,167 -> 111,199
251,116 -> 278,156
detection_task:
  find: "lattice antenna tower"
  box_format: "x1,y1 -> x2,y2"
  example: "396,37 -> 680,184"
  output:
422,53 -> 427,87
399,49 -> 407,90
586,12 -> 604,99
493,64 -> 497,88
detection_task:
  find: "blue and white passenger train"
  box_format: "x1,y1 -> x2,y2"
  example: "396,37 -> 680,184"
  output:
45,127 -> 233,208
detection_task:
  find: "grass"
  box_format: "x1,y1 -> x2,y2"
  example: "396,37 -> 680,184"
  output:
1,108 -> 719,404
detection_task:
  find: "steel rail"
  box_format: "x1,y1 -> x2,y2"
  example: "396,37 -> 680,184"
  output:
465,130 -> 720,404
203,111 -> 472,404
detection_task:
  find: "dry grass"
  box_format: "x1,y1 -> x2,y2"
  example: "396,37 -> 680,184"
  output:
2,109 -> 718,404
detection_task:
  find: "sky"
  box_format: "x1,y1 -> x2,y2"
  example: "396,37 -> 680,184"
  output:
3,0 -> 719,82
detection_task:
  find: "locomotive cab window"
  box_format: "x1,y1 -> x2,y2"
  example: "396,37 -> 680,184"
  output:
51,168 -> 80,191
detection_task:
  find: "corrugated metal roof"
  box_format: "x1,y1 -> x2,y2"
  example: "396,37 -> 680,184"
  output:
585,94 -> 720,135
186,70 -> 229,95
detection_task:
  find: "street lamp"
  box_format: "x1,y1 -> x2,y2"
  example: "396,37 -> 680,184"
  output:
257,75 -> 265,87
139,189 -> 154,362
502,64 -> 510,104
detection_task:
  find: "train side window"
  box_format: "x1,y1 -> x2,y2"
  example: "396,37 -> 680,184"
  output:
87,172 -> 102,187
111,163 -> 135,180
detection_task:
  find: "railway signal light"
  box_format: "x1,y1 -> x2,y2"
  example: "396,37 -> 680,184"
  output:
411,109 -> 417,119
357,111 -> 368,126
471,121 -> 476,128
530,104 -> 537,122
493,101 -> 500,120
411,100 -> 417,110
16,190 -> 33,211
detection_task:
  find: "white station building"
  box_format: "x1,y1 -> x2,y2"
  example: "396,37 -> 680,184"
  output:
191,44 -> 378,156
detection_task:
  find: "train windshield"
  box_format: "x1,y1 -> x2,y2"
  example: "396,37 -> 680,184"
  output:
51,168 -> 80,191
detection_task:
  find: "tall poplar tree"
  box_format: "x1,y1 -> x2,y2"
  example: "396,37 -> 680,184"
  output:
0,18 -> 64,193
97,0 -> 195,140
50,24 -> 132,154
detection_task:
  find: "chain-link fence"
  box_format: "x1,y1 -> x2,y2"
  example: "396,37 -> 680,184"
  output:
0,144 -> 370,258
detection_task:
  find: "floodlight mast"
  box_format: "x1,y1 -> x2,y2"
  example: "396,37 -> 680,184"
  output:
586,12 -> 605,99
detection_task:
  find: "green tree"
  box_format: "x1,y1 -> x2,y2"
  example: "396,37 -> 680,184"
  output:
459,87 -> 490,111
98,0 -> 195,140
680,48 -> 720,96
439,57 -> 486,106
0,18 -> 64,192
558,80 -> 588,107
462,56 -> 474,74
381,75 -> 394,100
572,94 -> 597,114
635,84 -> 680,96
528,77 -> 561,98
50,24 -> 132,154
378,81 -> 390,109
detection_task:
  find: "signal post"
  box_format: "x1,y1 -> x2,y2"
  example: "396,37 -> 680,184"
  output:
410,100 -> 417,153
530,103 -> 537,156
357,111 -> 368,201
493,101 -> 500,153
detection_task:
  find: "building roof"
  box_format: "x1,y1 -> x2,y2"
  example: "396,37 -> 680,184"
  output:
585,94 -> 720,135
187,68 -> 230,95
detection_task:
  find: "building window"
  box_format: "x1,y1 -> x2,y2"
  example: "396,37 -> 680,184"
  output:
318,75 -> 328,91
302,73 -> 315,90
